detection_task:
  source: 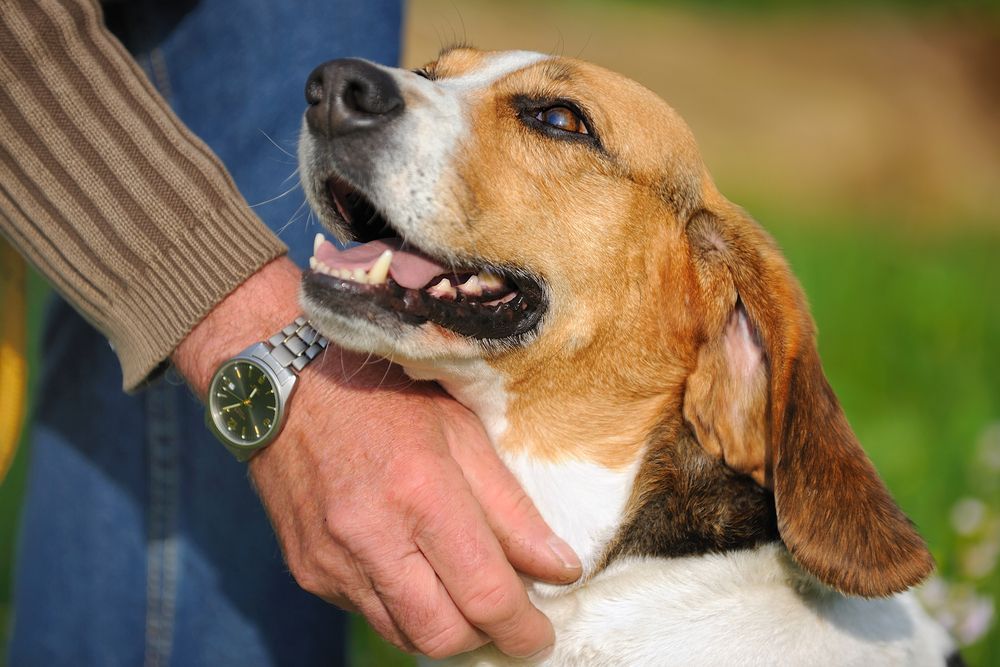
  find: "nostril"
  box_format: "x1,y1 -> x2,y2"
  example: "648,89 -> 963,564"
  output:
343,82 -> 366,113
305,76 -> 323,106
341,78 -> 401,116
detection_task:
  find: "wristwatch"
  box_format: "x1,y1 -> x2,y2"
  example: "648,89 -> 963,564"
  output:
205,316 -> 328,461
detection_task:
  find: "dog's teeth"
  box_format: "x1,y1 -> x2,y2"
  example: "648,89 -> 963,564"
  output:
458,274 -> 482,296
351,267 -> 368,284
368,250 -> 392,285
427,278 -> 456,300
313,232 -> 325,255
478,271 -> 504,291
313,258 -> 332,275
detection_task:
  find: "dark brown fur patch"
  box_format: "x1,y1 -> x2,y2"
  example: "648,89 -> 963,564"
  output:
601,420 -> 778,568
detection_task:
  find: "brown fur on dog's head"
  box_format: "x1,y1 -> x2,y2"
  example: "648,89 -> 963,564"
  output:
681,196 -> 933,596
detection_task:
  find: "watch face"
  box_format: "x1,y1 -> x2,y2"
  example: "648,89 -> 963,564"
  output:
208,360 -> 280,446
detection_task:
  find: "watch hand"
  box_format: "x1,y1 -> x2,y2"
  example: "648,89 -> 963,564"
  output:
221,403 -> 242,411
249,387 -> 259,399
223,387 -> 244,402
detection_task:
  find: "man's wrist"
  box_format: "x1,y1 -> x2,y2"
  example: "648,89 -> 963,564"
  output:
171,256 -> 303,397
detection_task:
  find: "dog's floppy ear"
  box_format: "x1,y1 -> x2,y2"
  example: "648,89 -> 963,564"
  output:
682,206 -> 933,597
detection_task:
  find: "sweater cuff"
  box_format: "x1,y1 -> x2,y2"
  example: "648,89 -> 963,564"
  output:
112,205 -> 287,392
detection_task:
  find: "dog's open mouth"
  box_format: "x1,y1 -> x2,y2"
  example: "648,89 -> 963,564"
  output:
302,176 -> 545,339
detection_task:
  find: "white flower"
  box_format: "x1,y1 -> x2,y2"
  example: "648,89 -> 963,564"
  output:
950,497 -> 987,536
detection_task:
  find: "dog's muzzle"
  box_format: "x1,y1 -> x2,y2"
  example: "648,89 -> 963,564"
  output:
299,58 -> 547,344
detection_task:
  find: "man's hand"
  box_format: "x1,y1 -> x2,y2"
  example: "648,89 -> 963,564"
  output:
172,257 -> 582,659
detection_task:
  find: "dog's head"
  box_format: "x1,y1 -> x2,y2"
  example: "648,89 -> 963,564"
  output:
298,48 -> 932,597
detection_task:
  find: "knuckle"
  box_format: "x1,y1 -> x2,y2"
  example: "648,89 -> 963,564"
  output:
411,620 -> 475,659
323,507 -> 365,545
462,581 -> 521,627
286,549 -> 343,600
289,562 -> 325,597
394,476 -> 456,531
505,486 -> 541,522
399,464 -> 445,503
385,463 -> 433,504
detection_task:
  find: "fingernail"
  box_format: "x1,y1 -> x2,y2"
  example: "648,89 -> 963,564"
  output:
526,643 -> 554,661
547,535 -> 581,570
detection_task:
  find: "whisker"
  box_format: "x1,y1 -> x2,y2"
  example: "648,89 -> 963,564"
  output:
281,167 -> 301,186
274,198 -> 310,236
250,181 -> 301,209
258,128 -> 297,159
374,354 -> 394,390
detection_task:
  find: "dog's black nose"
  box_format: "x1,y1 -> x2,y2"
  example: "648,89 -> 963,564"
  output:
304,59 -> 403,137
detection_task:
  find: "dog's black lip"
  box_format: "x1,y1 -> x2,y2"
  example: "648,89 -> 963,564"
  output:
303,267 -> 546,340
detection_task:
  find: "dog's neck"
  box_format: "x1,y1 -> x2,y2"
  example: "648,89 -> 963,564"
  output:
405,350 -> 671,460
405,351 -> 778,584
403,353 -> 665,579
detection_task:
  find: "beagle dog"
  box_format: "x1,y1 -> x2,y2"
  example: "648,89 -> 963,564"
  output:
297,48 -> 962,666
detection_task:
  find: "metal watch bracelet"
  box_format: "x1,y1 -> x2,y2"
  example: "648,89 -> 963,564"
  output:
267,316 -> 329,371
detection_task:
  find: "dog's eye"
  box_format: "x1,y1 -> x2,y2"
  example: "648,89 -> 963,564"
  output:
535,106 -> 588,135
412,67 -> 432,80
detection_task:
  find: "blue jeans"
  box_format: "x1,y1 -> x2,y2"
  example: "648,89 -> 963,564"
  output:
8,1 -> 401,665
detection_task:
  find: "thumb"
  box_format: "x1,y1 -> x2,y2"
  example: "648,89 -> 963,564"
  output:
448,426 -> 582,584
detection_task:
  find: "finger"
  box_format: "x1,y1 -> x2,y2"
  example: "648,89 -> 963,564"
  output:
349,588 -> 418,654
409,472 -> 556,659
449,428 -> 581,584
307,551 -> 421,654
370,549 -> 488,658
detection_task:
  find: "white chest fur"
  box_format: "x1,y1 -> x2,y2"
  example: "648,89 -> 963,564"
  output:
500,452 -> 640,586
442,544 -> 956,667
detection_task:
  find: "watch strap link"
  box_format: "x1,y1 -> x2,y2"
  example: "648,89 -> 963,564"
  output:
266,316 -> 329,372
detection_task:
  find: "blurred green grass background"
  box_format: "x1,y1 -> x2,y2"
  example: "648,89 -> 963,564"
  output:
3,0 -> 999,664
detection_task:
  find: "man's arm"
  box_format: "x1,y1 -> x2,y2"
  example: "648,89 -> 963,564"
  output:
2,0 -> 582,656
0,0 -> 284,390
173,256 -> 582,658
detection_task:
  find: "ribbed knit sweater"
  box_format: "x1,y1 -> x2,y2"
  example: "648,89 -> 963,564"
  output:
0,0 -> 288,390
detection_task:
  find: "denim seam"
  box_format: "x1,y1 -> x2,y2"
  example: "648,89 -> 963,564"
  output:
144,381 -> 181,667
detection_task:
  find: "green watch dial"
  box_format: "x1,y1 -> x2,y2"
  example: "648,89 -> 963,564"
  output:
208,360 -> 279,445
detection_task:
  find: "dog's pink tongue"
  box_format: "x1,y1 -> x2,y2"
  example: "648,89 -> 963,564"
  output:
314,238 -> 448,289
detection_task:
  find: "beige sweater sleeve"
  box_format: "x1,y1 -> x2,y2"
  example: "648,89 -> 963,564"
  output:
0,0 -> 288,391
